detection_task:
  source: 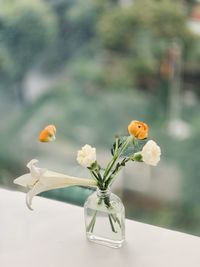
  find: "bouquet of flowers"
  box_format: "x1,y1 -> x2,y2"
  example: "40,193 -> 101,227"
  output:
14,120 -> 161,248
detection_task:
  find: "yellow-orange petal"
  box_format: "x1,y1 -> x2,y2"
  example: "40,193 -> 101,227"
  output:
128,120 -> 148,139
39,124 -> 56,142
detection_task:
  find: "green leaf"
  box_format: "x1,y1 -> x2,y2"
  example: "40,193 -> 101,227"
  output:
120,138 -> 147,159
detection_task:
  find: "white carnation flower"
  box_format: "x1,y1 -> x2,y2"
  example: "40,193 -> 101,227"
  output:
141,140 -> 161,166
77,144 -> 96,168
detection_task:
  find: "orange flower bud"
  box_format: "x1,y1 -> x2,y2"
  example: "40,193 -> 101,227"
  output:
128,120 -> 148,139
39,125 -> 56,142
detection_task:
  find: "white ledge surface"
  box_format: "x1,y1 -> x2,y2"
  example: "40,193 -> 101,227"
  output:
0,188 -> 200,267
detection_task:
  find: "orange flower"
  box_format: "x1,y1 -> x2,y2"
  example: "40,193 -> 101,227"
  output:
39,125 -> 56,142
128,120 -> 148,139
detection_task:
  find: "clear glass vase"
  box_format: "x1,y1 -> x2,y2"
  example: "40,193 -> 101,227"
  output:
84,188 -> 125,248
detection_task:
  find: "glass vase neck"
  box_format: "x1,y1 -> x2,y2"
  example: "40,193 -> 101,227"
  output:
96,187 -> 111,197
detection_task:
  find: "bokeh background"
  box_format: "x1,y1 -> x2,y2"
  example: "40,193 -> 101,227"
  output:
0,0 -> 200,236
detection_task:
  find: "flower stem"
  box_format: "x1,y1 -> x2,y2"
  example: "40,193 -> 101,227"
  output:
104,158 -> 130,188
108,214 -> 117,233
103,136 -> 133,186
86,196 -> 121,234
86,198 -> 102,233
86,209 -> 98,232
110,213 -> 121,228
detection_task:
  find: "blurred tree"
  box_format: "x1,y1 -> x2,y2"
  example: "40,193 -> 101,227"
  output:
97,0 -> 198,89
43,0 -> 100,72
0,45 -> 15,88
0,0 -> 57,105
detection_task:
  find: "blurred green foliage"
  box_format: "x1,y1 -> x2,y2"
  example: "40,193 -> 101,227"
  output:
0,0 -> 199,94
0,0 -> 57,103
97,0 -> 197,87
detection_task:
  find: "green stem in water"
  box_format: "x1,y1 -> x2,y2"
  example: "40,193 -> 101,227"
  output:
110,213 -> 121,228
86,198 -> 102,232
86,209 -> 98,232
108,214 -> 117,233
86,195 -> 121,234
103,197 -> 120,233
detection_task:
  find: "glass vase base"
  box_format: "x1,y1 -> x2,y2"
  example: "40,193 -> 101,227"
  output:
86,233 -> 124,249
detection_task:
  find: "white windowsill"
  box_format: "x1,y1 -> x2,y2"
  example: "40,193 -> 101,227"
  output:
0,188 -> 200,267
